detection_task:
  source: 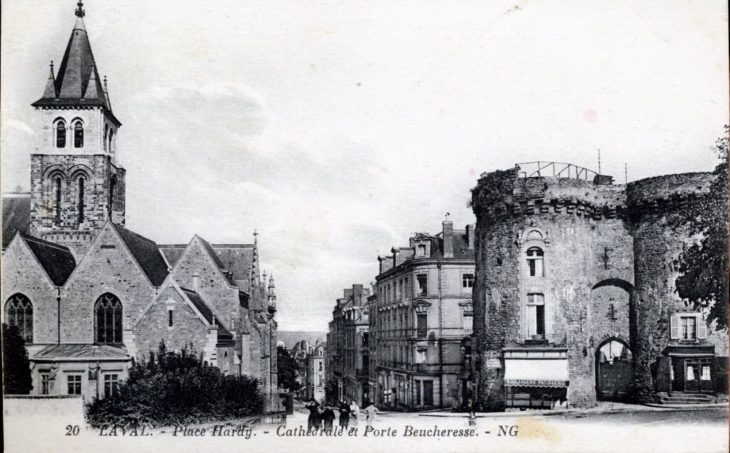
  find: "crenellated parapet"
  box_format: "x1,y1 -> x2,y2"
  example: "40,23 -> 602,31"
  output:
472,166 -> 627,222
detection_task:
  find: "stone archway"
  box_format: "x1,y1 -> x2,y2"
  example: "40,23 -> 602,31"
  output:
595,338 -> 634,401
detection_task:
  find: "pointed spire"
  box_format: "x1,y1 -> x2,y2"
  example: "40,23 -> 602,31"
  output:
103,75 -> 112,110
42,61 -> 57,99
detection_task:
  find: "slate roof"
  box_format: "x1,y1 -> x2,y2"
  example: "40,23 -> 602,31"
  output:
211,244 -> 255,281
158,242 -> 256,291
112,224 -> 169,286
198,236 -> 226,269
2,194 -> 31,249
32,14 -> 118,125
21,234 -> 77,286
157,244 -> 186,267
449,229 -> 475,260
180,288 -> 234,345
33,344 -> 130,361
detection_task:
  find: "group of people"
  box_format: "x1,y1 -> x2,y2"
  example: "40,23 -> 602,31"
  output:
304,400 -> 379,432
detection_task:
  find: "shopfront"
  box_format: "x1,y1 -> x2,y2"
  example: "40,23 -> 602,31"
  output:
503,347 -> 569,409
664,345 -> 716,394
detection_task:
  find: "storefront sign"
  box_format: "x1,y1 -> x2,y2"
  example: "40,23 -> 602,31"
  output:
504,379 -> 568,388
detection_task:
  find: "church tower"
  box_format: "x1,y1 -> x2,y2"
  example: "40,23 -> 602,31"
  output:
28,1 -> 125,256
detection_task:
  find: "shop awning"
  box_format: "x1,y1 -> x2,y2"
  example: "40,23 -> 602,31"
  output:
503,358 -> 569,388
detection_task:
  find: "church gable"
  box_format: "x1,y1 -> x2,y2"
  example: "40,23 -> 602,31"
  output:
130,284 -> 211,360
1,234 -> 62,344
61,222 -> 160,344
130,282 -> 234,367
168,235 -> 239,330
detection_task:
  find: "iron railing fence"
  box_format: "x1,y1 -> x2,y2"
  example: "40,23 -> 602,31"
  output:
515,161 -> 599,181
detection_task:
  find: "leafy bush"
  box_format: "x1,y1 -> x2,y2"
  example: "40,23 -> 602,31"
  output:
86,341 -> 264,428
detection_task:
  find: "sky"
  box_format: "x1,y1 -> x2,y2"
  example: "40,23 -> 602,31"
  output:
2,0 -> 728,332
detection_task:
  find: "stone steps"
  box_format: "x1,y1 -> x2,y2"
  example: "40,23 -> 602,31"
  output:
661,393 -> 713,405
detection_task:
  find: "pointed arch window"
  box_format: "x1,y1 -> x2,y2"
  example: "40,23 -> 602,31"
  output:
5,294 -> 33,343
56,121 -> 66,148
73,121 -> 84,148
77,177 -> 85,224
94,293 -> 123,344
103,125 -> 109,152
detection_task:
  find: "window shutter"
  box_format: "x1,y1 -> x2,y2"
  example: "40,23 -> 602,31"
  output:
698,319 -> 708,339
670,315 -> 679,340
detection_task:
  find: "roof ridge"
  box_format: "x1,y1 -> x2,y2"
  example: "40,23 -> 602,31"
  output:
112,223 -> 158,245
20,233 -> 73,252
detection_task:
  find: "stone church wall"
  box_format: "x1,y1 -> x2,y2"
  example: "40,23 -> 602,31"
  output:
1,238 -> 61,344
61,225 -> 157,344
29,153 -> 125,257
132,285 -> 210,360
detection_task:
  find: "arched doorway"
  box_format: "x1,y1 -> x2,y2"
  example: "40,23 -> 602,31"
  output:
595,339 -> 633,402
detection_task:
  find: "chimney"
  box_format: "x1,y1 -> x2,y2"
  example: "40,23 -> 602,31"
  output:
466,224 -> 475,249
353,284 -> 364,306
443,220 -> 454,258
193,272 -> 200,292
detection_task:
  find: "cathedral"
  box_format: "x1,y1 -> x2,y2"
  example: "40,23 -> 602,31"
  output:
1,2 -> 279,409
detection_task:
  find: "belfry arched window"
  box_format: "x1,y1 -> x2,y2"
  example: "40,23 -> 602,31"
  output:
5,294 -> 33,343
94,293 -> 123,344
73,121 -> 84,148
108,130 -> 114,154
526,247 -> 544,277
55,120 -> 66,148
103,125 -> 109,152
77,177 -> 85,224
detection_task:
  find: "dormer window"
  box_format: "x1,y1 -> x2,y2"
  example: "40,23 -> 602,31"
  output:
417,244 -> 426,257
55,120 -> 66,148
73,121 -> 84,148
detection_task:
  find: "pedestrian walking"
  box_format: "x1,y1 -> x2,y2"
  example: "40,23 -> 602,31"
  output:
322,406 -> 336,433
305,400 -> 321,432
349,400 -> 360,427
338,401 -> 350,428
363,402 -> 378,427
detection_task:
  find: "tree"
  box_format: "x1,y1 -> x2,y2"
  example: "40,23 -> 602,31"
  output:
675,126 -> 729,330
2,323 -> 33,394
277,346 -> 301,392
86,341 -> 264,428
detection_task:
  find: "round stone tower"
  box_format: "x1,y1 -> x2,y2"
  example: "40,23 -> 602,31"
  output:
471,163 -> 726,411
